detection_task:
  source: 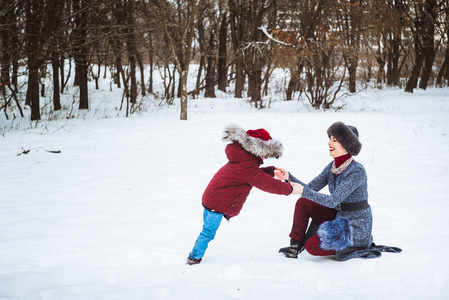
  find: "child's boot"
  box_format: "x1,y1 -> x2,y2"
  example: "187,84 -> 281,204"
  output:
186,254 -> 202,265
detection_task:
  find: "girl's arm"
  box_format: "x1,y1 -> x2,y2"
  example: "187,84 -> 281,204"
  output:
247,168 -> 294,196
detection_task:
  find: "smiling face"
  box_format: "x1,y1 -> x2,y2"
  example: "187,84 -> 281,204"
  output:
328,135 -> 348,158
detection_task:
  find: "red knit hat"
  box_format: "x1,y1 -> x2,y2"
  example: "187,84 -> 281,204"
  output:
247,128 -> 272,141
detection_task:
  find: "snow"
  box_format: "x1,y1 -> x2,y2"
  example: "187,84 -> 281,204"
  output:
1,69 -> 449,299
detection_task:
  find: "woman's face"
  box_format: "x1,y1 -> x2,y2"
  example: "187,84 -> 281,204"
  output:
328,135 -> 348,158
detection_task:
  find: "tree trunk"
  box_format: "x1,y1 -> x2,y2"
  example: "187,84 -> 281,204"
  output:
217,13 -> 227,92
194,55 -> 205,98
78,62 -> 89,109
204,54 -> 216,98
248,68 -> 262,108
419,46 -> 435,90
73,0 -> 89,109
376,56 -> 386,85
286,65 -> 303,100
205,27 -> 216,98
125,0 -> 138,104
229,0 -> 244,98
158,0 -> 197,120
116,55 -> 122,89
347,56 -> 358,93
405,28 -> 424,93
180,71 -> 188,120
0,19 -> 10,96
40,67 -> 46,98
173,22 -> 189,114
387,37 -> 401,86
129,55 -> 137,104
195,18 -> 207,97
52,51 -> 61,110
60,56 -> 66,93
148,34 -> 154,93
436,46 -> 449,86
177,75 -> 182,98
405,54 -> 423,93
418,0 -> 437,90
28,60 -> 41,121
235,56 -> 245,98
137,52 -> 146,96
25,1 -> 42,119
12,58 -> 18,92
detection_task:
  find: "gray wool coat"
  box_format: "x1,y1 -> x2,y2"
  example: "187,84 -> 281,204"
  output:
289,160 -> 375,261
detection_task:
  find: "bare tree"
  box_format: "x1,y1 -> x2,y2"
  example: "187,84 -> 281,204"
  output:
418,0 -> 439,89
386,0 -> 408,87
436,3 -> 449,86
228,0 -> 245,98
335,0 -> 365,93
196,0 -> 218,98
0,0 -> 21,95
405,0 -> 439,92
72,0 -> 90,109
156,0 -> 198,120
24,0 -> 62,120
240,0 -> 276,108
275,0 -> 328,100
217,4 -> 228,92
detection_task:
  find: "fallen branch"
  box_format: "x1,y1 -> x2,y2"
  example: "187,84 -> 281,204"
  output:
17,147 -> 62,156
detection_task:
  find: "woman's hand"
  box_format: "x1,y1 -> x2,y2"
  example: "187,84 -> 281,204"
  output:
290,182 -> 304,195
274,167 -> 289,181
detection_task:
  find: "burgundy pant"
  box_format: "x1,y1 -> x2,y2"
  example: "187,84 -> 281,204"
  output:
290,197 -> 337,256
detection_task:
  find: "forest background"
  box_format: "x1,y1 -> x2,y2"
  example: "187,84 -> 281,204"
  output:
1,0 -> 449,122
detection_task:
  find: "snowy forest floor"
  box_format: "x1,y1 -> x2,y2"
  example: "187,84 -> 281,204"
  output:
1,73 -> 449,299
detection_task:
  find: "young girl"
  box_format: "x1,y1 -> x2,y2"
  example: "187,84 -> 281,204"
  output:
277,122 -> 401,261
187,124 -> 301,265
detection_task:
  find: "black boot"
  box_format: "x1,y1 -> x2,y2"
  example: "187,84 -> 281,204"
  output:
305,220 -> 320,242
279,239 -> 304,258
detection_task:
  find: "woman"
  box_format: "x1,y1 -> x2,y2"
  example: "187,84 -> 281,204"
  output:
276,122 -> 401,261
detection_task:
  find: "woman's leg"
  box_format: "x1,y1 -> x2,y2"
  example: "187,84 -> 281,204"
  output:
189,209 -> 223,260
305,234 -> 336,256
289,198 -> 337,242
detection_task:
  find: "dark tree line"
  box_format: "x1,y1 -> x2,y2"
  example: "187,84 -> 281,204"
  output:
1,0 -> 448,120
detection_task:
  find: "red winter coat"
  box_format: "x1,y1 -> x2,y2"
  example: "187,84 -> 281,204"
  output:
202,142 -> 293,219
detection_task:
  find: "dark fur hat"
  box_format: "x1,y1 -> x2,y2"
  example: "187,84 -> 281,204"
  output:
222,124 -> 283,158
327,122 -> 362,156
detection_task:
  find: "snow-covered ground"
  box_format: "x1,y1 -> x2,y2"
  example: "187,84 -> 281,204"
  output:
1,69 -> 449,299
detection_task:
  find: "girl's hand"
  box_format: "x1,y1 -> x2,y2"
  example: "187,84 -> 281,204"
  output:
274,167 -> 289,181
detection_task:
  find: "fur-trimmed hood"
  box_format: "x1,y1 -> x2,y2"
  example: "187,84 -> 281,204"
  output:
222,124 -> 283,159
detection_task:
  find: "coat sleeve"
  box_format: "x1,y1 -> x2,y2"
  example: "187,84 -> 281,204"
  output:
302,166 -> 367,208
289,164 -> 330,191
247,167 -> 293,195
304,164 -> 330,192
260,166 -> 275,176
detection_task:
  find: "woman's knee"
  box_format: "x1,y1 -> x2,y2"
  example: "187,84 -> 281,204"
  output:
305,234 -> 335,257
295,197 -> 313,210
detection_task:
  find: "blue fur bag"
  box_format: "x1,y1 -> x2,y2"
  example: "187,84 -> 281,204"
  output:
317,217 -> 354,251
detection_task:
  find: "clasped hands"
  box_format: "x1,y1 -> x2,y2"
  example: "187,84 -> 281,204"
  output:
274,167 -> 304,195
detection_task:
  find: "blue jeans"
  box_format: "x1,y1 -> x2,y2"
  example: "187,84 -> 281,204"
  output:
189,209 -> 223,259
